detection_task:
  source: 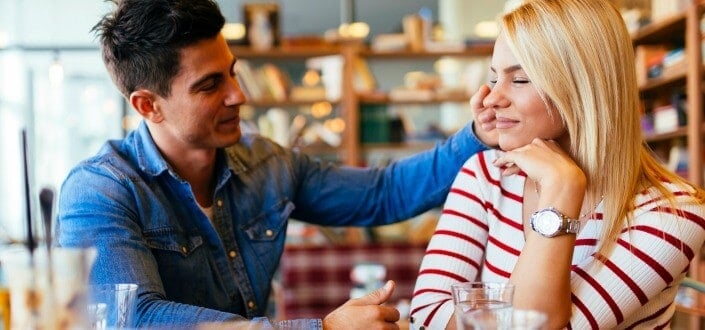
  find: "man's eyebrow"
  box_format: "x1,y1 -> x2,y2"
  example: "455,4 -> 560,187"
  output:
490,64 -> 523,74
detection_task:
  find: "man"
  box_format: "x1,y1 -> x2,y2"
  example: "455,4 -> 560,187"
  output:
57,0 -> 496,328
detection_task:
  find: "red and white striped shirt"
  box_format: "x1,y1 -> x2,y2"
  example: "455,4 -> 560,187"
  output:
410,149 -> 705,329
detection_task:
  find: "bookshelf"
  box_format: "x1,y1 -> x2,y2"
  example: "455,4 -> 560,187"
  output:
629,1 -> 704,328
229,41 -> 493,168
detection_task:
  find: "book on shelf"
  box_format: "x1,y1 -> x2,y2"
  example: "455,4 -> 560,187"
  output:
234,59 -> 265,100
260,63 -> 291,101
653,104 -> 679,133
360,104 -> 390,143
353,58 -> 376,93
661,47 -> 686,79
667,142 -> 688,179
634,45 -> 668,86
235,60 -> 293,102
306,55 -> 343,100
289,85 -> 327,102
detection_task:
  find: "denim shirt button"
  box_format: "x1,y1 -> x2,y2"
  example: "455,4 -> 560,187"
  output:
216,199 -> 223,207
248,300 -> 255,309
228,250 -> 237,258
265,229 -> 273,237
181,246 -> 188,254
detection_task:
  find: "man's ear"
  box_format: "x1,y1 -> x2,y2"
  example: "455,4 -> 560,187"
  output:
130,89 -> 164,123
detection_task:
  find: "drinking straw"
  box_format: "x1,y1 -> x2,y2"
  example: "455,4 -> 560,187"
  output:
21,129 -> 35,254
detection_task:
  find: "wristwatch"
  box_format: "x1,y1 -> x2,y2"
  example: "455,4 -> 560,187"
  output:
530,207 -> 580,237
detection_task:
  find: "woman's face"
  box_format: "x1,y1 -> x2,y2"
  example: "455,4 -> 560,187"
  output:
484,33 -> 568,151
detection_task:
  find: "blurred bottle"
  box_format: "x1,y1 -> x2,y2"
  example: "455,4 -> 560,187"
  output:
249,9 -> 274,51
349,262 -> 386,299
0,263 -> 9,330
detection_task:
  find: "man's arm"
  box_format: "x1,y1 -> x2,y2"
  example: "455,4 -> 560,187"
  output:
290,119 -> 493,227
58,161 -> 401,329
57,164 -> 243,326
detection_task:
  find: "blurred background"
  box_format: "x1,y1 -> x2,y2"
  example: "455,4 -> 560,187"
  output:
0,0 -> 504,240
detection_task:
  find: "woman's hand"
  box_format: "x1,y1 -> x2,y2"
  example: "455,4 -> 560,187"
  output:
471,85 -> 499,148
493,138 -> 586,201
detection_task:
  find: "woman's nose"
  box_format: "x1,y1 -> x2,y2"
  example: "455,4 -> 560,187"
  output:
482,83 -> 510,109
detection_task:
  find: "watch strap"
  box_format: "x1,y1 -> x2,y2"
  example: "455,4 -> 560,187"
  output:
564,217 -> 580,234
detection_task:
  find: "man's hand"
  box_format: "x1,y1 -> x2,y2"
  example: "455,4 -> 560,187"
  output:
471,84 -> 498,148
323,280 -> 400,330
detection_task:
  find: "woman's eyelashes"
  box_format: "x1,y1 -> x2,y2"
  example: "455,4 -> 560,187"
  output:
487,78 -> 531,87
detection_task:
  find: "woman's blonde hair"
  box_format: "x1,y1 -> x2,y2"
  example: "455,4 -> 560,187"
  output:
501,0 -> 705,254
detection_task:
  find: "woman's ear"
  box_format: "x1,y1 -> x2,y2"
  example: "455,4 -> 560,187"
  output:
130,89 -> 164,123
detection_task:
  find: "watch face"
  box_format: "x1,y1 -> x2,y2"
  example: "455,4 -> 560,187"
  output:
533,210 -> 561,236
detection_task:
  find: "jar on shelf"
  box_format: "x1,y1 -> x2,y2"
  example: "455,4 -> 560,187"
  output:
248,9 -> 273,51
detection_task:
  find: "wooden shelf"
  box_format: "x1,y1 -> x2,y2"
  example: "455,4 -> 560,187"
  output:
638,72 -> 687,96
676,303 -> 705,317
643,127 -> 688,143
631,12 -> 687,45
245,99 -> 339,107
230,41 -> 493,167
230,45 -> 341,59
360,43 -> 494,59
358,93 -> 470,105
633,2 -> 705,328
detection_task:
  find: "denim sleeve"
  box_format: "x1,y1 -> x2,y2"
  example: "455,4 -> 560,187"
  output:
57,164 -> 246,326
290,122 -> 489,227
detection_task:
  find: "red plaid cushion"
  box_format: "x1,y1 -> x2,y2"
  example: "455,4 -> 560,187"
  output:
279,242 -> 427,319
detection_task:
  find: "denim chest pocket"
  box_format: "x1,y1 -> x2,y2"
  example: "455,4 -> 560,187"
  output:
143,228 -> 218,306
241,200 -> 294,241
144,228 -> 204,258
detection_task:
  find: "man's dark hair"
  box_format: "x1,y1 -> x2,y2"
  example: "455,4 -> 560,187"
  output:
93,0 -> 225,98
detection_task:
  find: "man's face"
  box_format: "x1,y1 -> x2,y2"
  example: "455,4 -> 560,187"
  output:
152,34 -> 246,150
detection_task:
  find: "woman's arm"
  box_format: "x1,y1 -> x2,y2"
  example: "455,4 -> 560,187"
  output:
568,188 -> 705,328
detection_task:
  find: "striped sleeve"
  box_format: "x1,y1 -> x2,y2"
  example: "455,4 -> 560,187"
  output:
568,187 -> 705,329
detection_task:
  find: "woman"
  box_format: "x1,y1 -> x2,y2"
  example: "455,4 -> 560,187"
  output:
410,0 -> 705,328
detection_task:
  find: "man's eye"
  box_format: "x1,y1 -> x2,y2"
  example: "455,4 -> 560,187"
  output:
201,78 -> 221,91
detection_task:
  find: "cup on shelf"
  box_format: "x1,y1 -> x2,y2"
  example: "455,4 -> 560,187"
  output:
87,283 -> 139,330
460,308 -> 548,330
451,282 -> 515,330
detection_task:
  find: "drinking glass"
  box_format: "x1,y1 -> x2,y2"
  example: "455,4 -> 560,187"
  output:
461,308 -> 548,330
0,245 -> 96,329
87,283 -> 138,330
451,282 -> 515,330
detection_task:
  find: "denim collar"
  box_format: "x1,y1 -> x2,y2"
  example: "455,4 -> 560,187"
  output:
133,121 -> 170,178
131,120 -> 246,188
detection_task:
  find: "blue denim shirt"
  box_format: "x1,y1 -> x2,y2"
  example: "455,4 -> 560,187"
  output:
57,121 -> 487,329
